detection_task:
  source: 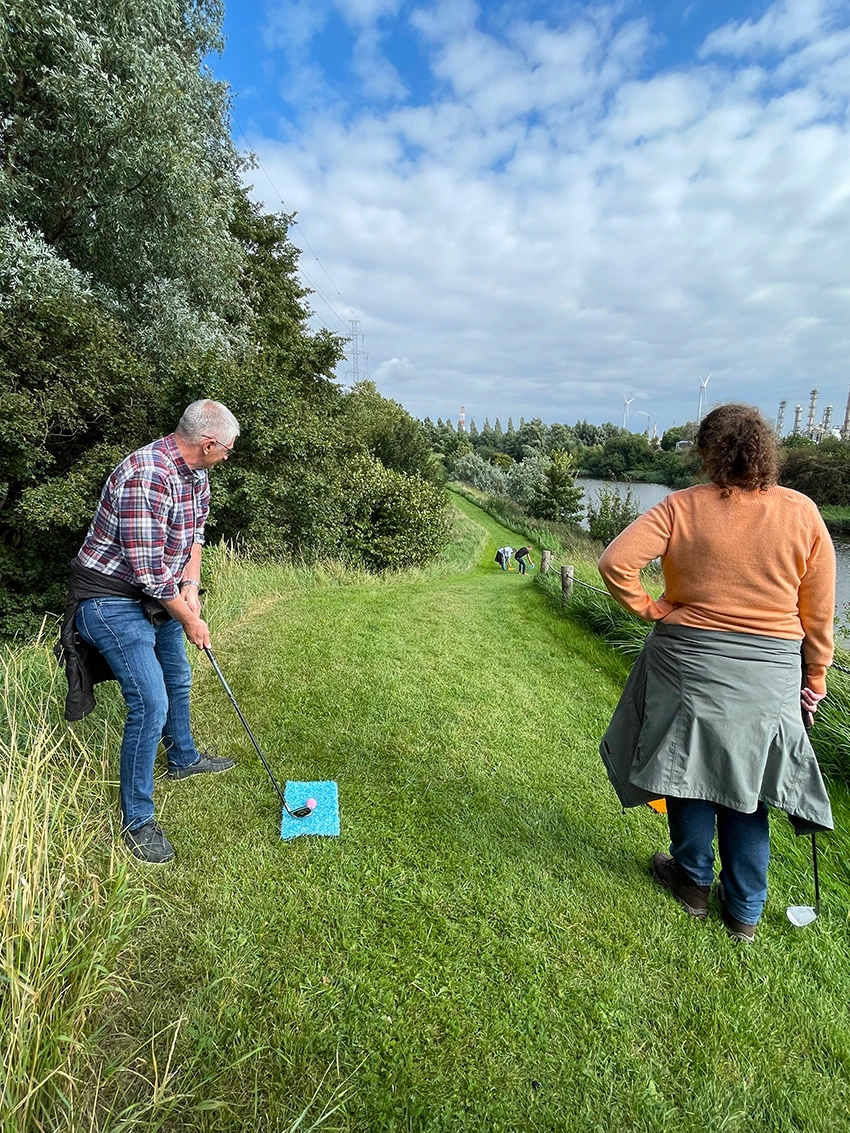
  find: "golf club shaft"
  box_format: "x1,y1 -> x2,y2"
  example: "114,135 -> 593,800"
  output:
801,675 -> 822,914
204,646 -> 288,808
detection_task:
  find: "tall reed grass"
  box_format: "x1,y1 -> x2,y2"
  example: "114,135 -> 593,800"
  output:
0,635 -> 193,1131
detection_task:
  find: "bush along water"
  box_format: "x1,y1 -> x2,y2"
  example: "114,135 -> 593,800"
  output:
586,484 -> 641,546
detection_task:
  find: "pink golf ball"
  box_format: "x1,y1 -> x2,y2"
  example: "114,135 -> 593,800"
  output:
306,798 -> 317,811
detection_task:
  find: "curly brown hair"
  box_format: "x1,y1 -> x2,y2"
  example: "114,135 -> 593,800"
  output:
696,403 -> 779,493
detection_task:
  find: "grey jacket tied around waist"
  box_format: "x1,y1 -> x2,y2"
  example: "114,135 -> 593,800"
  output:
600,622 -> 833,835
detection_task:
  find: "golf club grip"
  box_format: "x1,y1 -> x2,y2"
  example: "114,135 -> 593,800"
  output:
204,646 -> 287,807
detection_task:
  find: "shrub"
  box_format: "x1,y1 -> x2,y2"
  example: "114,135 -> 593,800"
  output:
454,451 -> 507,495
504,455 -> 548,510
586,484 -> 640,545
342,455 -> 450,570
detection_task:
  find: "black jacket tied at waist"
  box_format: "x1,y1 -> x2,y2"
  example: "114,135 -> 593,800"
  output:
54,559 -> 169,722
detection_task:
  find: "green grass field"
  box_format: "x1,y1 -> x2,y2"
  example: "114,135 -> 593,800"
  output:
4,495 -> 850,1131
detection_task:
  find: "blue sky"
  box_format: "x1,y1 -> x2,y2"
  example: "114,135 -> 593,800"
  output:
215,1 -> 850,433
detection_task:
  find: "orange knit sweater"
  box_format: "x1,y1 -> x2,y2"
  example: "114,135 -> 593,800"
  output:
598,484 -> 836,694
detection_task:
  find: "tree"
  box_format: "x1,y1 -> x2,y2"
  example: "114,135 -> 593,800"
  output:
780,438 -> 850,506
1,0 -> 249,368
343,381 -> 434,480
0,8 -> 452,632
516,416 -> 547,457
504,455 -> 547,509
660,424 -> 695,452
530,451 -> 584,525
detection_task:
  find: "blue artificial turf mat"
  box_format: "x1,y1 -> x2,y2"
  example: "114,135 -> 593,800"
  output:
280,780 -> 340,840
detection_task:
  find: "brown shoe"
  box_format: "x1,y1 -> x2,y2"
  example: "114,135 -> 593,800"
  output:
651,852 -> 711,918
717,884 -> 757,943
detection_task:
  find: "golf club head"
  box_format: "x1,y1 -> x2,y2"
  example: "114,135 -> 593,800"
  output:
786,905 -> 818,927
288,804 -> 313,819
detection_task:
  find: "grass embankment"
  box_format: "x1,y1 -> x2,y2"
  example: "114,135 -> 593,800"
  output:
4,496 -> 850,1131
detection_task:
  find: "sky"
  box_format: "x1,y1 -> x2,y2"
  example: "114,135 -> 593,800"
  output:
215,0 -> 850,434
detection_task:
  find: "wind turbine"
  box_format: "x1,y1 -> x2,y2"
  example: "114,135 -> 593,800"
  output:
636,410 -> 651,435
623,394 -> 635,430
697,373 -> 712,423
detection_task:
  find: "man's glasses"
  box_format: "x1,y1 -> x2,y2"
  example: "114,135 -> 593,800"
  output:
202,435 -> 235,456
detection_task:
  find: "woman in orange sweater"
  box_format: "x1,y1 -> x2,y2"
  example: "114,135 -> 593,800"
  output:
598,404 -> 835,942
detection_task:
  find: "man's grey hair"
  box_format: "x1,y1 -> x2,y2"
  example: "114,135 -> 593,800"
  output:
175,400 -> 240,445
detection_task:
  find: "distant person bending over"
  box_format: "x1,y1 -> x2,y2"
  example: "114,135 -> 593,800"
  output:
59,400 -> 240,865
597,403 -> 834,943
515,546 -> 534,575
496,546 -> 514,571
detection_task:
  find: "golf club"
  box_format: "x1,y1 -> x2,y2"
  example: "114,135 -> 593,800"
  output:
787,683 -> 821,926
786,832 -> 820,927
204,646 -> 313,819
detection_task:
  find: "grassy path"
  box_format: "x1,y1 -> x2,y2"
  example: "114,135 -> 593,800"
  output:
132,498 -> 850,1132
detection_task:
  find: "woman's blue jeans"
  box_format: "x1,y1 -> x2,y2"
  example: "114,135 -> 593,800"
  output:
76,597 -> 201,832
666,797 -> 770,925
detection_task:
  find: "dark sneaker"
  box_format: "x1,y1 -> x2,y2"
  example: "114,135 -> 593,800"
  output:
167,752 -> 235,780
124,821 -> 175,864
717,884 -> 757,943
651,852 -> 711,918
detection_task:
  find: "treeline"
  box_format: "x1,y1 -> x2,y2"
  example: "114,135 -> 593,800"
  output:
425,414 -> 850,513
421,415 -> 698,485
0,0 -> 446,637
779,436 -> 850,508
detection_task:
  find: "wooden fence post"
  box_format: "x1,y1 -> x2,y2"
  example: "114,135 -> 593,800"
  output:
561,565 -> 574,604
541,550 -> 552,574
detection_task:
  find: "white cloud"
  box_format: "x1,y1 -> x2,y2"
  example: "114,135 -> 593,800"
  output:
371,356 -> 420,384
352,26 -> 408,100
247,0 -> 850,428
701,0 -> 842,57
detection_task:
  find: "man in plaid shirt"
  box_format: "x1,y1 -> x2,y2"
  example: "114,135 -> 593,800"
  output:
73,400 -> 240,864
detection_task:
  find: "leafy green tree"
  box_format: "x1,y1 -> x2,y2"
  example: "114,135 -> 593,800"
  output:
0,291 -> 158,634
581,432 -> 656,478
780,439 -> 850,506
547,422 -> 576,454
516,417 -> 547,458
343,381 -> 434,479
1,0 -> 248,367
342,454 -> 449,570
660,424 -> 695,452
0,10 -> 452,632
530,451 -> 584,525
781,434 -> 817,450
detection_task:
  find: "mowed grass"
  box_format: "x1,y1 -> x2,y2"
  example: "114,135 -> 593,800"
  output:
83,500 -> 850,1129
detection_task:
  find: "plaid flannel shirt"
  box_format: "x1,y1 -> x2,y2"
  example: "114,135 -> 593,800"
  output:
77,434 -> 210,600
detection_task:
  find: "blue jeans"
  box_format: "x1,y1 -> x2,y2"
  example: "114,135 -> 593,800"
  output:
76,598 -> 201,831
666,797 -> 770,925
